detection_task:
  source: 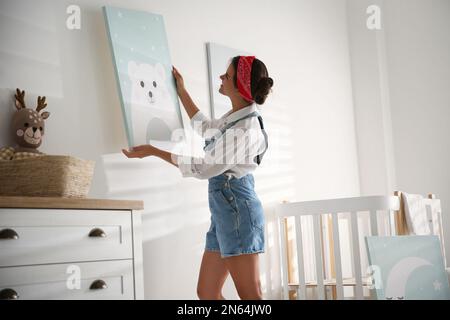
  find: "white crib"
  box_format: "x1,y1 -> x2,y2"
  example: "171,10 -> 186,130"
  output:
275,192 -> 445,300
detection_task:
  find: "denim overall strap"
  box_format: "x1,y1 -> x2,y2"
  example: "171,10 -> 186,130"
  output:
203,111 -> 268,165
255,115 -> 268,165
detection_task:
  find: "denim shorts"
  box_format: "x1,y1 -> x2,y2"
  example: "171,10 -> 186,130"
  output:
206,173 -> 265,258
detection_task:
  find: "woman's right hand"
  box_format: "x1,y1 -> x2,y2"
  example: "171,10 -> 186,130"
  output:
172,66 -> 185,94
122,144 -> 156,159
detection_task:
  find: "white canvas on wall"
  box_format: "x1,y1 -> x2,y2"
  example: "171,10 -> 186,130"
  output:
206,42 -> 252,119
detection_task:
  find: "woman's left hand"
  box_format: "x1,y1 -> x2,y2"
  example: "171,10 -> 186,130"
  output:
122,144 -> 155,159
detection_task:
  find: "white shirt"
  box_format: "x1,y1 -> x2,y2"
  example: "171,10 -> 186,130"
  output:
177,103 -> 267,180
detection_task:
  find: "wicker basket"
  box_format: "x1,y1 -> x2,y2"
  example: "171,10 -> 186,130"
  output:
0,155 -> 95,198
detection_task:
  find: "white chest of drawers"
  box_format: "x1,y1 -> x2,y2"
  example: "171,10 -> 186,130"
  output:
0,196 -> 144,300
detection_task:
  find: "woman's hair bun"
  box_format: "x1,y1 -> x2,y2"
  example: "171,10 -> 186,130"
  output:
253,77 -> 274,105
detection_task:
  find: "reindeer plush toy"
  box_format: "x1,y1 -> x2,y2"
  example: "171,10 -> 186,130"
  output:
0,89 -> 50,160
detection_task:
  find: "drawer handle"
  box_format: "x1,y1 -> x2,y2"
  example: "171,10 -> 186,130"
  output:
89,279 -> 108,290
0,228 -> 19,240
0,288 -> 19,300
89,228 -> 106,238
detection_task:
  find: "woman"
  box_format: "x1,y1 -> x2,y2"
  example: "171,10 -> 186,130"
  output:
122,56 -> 273,300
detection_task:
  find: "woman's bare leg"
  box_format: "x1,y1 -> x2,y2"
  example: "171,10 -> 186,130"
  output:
197,251 -> 229,300
224,253 -> 263,300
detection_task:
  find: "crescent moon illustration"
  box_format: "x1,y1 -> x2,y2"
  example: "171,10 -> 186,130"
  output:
384,256 -> 433,300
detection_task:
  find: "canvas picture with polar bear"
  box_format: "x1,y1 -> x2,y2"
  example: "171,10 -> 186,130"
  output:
103,6 -> 184,151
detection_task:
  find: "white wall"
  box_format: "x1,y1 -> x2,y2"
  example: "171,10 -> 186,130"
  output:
348,0 -> 450,266
383,0 -> 450,265
0,0 -> 360,299
290,0 -> 360,201
347,0 -> 397,197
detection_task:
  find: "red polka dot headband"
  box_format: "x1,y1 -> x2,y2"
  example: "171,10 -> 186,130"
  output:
237,56 -> 255,102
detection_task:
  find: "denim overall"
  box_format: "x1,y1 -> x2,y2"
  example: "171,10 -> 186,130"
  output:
205,112 -> 268,257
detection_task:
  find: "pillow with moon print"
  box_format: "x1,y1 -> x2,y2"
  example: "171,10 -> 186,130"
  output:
365,235 -> 450,300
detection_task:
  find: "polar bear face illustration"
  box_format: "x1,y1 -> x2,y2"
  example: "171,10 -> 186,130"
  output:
128,61 -> 172,107
127,61 -> 180,145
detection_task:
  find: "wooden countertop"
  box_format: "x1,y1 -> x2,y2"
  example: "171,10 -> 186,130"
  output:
0,196 -> 144,211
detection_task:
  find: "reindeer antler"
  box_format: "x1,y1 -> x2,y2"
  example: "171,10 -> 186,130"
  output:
14,88 -> 26,110
36,96 -> 47,112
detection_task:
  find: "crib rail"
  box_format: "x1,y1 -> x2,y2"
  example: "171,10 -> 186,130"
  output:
276,195 -> 400,300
